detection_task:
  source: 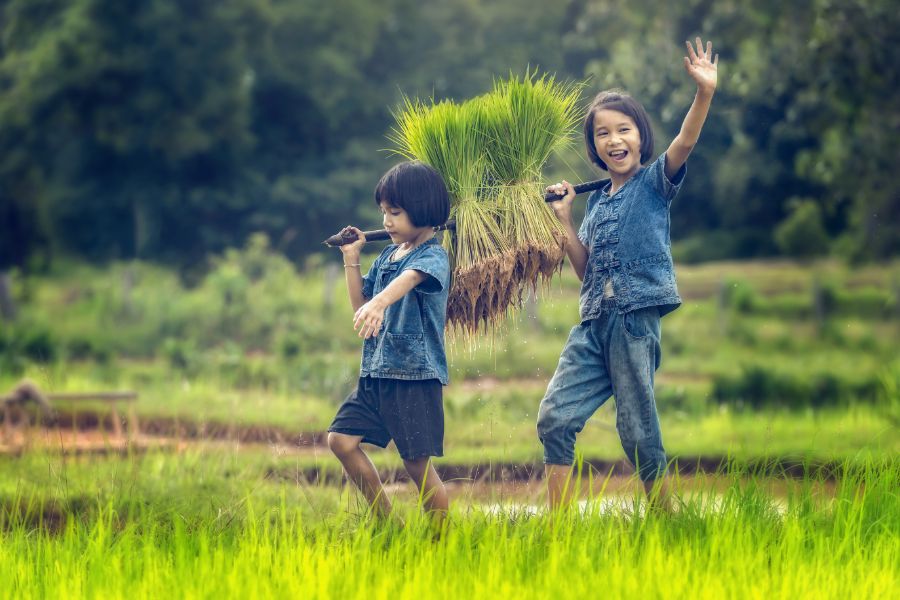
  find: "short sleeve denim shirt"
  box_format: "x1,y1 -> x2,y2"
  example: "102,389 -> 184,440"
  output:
577,153 -> 686,321
359,238 -> 450,385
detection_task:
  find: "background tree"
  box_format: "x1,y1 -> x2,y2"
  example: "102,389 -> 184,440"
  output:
0,0 -> 897,273
774,198 -> 831,260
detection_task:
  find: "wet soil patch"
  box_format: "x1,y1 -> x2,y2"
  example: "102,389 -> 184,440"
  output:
29,409 -> 326,446
266,456 -> 848,487
7,410 -> 849,483
0,496 -> 89,534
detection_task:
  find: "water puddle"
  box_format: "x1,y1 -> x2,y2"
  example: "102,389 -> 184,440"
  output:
383,474 -> 831,517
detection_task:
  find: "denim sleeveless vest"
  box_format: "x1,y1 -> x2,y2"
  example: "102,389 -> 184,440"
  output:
359,238 -> 450,384
577,154 -> 685,321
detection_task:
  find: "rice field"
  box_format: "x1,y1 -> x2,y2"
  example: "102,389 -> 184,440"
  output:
0,450 -> 897,599
2,260 -> 898,597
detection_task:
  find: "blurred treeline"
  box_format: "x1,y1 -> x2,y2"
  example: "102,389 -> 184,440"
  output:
1,0 -> 898,275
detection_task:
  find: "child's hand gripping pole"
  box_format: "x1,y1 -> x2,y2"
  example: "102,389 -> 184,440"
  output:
542,178 -> 606,202
322,221 -> 457,247
321,179 -> 608,247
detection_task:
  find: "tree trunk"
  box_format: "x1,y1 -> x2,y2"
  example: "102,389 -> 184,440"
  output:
0,271 -> 16,322
322,263 -> 340,317
120,264 -> 135,318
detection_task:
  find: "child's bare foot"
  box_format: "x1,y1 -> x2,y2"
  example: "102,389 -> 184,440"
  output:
647,496 -> 675,516
644,477 -> 676,515
429,513 -> 450,542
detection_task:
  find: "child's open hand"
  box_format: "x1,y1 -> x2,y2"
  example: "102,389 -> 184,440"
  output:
354,298 -> 386,339
684,37 -> 718,94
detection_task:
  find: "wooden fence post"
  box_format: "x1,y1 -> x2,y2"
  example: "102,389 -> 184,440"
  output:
2,404 -> 13,444
323,262 -> 340,317
0,271 -> 16,322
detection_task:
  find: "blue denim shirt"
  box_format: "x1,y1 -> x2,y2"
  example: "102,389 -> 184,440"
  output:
577,153 -> 686,321
359,238 -> 450,384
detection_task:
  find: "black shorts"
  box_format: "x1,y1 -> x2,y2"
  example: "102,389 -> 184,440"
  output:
328,377 -> 444,460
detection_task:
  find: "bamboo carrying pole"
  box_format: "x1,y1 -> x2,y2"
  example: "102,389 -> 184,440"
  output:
323,221 -> 457,248
322,179 -> 606,247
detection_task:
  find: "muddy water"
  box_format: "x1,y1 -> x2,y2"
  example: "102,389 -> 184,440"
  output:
2,417 -> 842,518
379,474 -> 837,516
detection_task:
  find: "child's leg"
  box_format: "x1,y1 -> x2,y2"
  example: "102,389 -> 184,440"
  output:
403,457 -> 448,520
537,320 -> 614,511
377,379 -> 446,520
327,432 -> 393,518
609,307 -> 671,508
643,476 -> 673,512
545,464 -> 579,510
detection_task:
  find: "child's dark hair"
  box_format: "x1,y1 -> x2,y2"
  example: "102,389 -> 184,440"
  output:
374,161 -> 450,227
583,90 -> 654,171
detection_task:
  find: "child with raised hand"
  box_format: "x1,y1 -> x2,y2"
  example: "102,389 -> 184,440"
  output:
538,38 -> 719,511
327,160 -> 452,525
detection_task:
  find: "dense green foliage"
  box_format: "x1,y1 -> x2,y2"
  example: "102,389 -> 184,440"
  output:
1,0 -> 898,271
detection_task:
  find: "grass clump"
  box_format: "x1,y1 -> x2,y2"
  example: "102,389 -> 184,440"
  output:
1,455 -> 897,598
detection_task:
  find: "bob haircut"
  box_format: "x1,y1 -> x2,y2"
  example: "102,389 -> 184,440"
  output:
374,160 -> 450,227
583,90 -> 654,171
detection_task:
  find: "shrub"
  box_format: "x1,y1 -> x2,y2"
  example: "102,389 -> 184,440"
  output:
162,337 -> 199,373
712,365 -> 882,410
774,198 -> 830,259
672,230 -> 776,263
20,323 -> 57,363
719,279 -> 760,314
65,335 -> 112,363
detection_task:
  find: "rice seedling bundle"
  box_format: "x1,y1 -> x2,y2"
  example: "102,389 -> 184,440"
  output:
390,73 -> 581,337
391,97 -> 513,334
483,73 -> 581,293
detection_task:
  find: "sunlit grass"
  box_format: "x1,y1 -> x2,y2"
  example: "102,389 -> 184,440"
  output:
1,454 -> 897,599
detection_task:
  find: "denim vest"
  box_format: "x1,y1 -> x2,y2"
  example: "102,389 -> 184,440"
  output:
577,153 -> 686,321
359,238 -> 450,384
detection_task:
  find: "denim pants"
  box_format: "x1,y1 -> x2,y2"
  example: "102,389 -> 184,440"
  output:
536,301 -> 667,481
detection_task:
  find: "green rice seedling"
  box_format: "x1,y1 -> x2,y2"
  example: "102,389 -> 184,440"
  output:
2,458 -> 898,598
482,73 -> 582,292
390,96 -> 515,338
389,75 -> 582,341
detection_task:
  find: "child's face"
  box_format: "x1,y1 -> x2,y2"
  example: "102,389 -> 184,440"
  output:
592,109 -> 642,178
379,200 -> 423,245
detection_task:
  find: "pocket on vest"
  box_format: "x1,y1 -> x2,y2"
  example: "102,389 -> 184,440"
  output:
382,333 -> 428,372
624,252 -> 676,299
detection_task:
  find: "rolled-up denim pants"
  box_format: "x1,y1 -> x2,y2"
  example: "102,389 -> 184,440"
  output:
537,301 -> 667,481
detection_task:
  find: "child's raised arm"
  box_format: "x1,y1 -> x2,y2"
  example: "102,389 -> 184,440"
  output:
665,37 -> 718,180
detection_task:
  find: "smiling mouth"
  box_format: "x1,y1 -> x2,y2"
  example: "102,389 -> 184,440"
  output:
608,150 -> 628,161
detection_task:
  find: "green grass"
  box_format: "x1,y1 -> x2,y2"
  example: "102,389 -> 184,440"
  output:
2,257 -> 898,597
2,257 -> 898,475
0,452 -> 897,598
2,358 -> 896,466
444,402 -> 900,466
